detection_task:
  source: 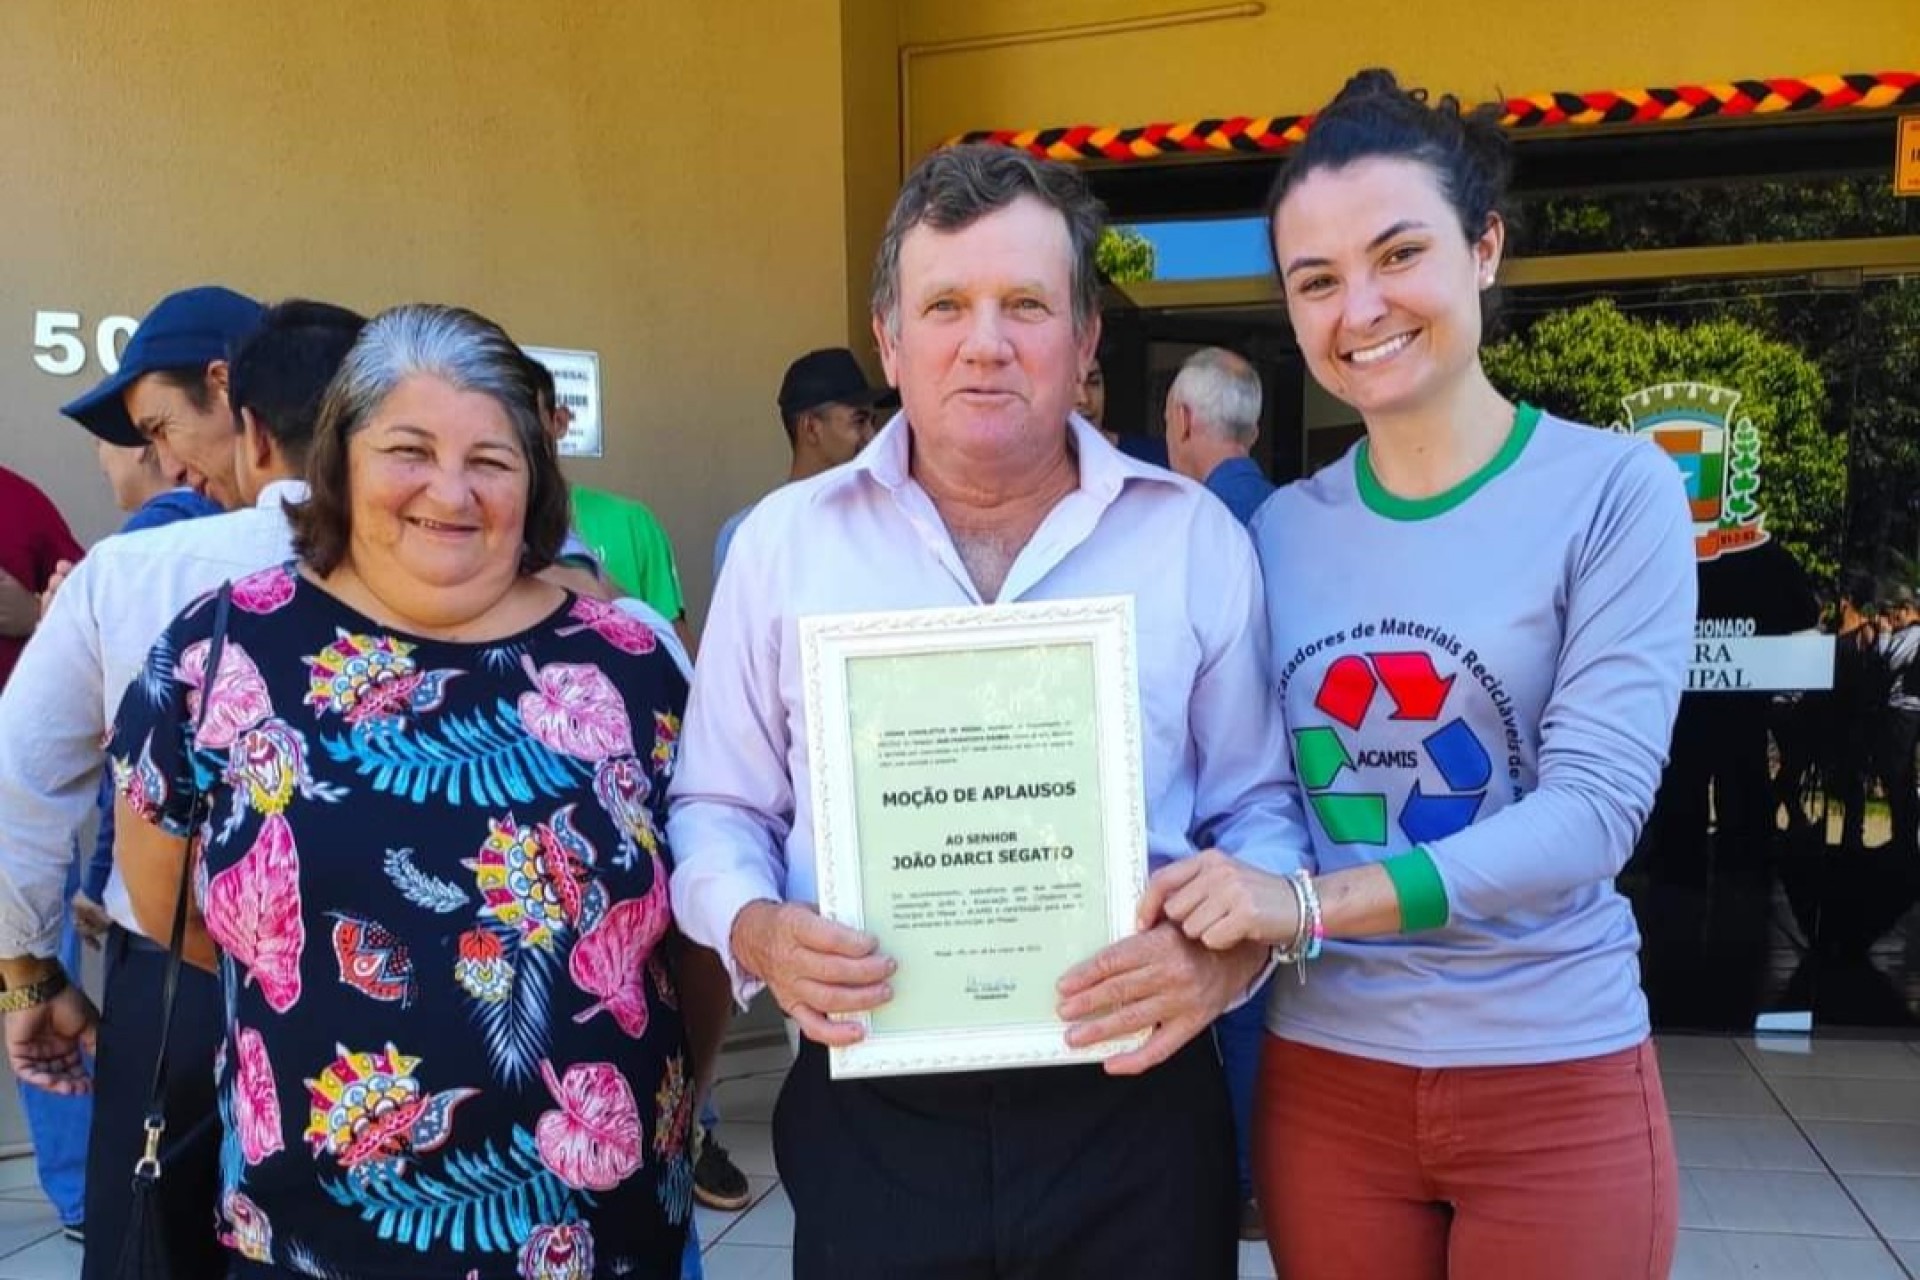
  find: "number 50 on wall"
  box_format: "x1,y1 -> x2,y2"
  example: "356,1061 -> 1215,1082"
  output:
32,310 -> 140,377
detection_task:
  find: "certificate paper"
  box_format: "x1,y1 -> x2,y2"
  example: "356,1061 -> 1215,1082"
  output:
801,597 -> 1149,1078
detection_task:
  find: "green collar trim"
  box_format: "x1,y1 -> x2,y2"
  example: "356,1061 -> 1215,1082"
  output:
1355,402 -> 1541,521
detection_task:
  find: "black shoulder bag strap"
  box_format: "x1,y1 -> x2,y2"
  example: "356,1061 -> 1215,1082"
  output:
116,579 -> 232,1279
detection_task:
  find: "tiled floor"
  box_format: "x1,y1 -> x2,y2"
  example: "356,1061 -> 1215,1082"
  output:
2,1035 -> 1919,1278
1656,1034 -> 1920,1280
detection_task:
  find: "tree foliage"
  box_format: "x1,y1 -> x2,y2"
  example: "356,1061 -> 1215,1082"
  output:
1096,225 -> 1156,284
1483,298 -> 1847,581
1514,176 -> 1916,257
1502,172 -> 1920,587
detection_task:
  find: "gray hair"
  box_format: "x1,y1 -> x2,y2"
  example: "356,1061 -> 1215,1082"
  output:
871,144 -> 1107,339
1169,347 -> 1263,446
290,303 -> 570,576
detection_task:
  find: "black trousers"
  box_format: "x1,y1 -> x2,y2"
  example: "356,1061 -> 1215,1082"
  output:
83,927 -> 227,1280
775,1036 -> 1236,1280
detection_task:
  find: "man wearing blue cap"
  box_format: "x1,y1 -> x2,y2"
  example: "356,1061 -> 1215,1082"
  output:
0,290 -> 365,1279
60,285 -> 265,508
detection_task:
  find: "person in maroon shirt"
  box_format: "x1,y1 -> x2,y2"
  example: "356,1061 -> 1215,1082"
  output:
0,466 -> 83,689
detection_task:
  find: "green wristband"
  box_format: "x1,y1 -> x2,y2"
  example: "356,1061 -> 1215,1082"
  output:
1382,848 -> 1450,933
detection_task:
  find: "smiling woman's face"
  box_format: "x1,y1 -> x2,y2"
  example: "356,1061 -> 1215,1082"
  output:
1271,155 -> 1502,421
344,374 -> 531,594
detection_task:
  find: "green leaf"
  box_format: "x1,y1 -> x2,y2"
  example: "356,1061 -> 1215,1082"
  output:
1096,226 -> 1156,284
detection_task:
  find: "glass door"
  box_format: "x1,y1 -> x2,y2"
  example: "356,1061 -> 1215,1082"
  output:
1469,264 -> 1920,1033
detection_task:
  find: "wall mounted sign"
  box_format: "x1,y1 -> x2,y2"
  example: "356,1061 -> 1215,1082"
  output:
1687,628 -> 1833,693
1619,381 -> 1833,693
523,345 -> 603,458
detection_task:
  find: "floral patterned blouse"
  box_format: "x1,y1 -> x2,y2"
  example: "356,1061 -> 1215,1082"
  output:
110,564 -> 694,1280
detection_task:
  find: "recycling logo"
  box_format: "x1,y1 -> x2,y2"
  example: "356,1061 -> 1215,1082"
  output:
1293,652 -> 1490,846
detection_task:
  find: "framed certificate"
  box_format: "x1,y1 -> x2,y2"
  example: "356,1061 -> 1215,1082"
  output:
800,596 -> 1150,1078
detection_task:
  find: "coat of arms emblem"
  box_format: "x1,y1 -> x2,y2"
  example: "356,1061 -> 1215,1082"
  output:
1614,381 -> 1768,561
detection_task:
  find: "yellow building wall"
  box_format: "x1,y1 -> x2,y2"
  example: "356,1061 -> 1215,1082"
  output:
901,0 -> 1920,159
0,1 -> 852,618
842,0 -> 905,365
8,1 -> 1913,612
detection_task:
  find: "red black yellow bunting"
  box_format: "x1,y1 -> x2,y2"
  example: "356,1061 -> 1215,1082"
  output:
949,72 -> 1920,163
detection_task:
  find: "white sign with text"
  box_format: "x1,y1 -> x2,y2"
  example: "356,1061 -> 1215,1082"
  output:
524,345 -> 603,458
1688,630 -> 1834,693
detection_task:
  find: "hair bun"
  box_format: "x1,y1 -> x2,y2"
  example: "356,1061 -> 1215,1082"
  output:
1332,67 -> 1404,106
1265,66 -> 1515,260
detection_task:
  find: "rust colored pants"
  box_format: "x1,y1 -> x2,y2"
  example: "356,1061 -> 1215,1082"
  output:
1256,1036 -> 1677,1280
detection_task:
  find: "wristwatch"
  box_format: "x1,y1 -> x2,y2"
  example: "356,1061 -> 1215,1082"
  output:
0,967 -> 67,1014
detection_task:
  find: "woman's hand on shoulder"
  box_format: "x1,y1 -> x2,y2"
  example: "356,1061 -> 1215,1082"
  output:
1138,849 -> 1300,951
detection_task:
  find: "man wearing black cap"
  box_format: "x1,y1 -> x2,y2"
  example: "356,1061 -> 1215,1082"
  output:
0,291 -> 365,1279
711,347 -> 893,580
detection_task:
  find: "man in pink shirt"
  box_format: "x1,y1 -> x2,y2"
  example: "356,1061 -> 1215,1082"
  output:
669,145 -> 1306,1278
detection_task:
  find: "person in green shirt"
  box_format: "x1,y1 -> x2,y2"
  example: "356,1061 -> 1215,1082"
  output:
568,481 -> 685,618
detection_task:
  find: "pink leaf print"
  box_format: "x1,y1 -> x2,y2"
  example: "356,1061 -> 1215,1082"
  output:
569,873 -> 668,1038
177,638 -> 272,749
533,1059 -> 642,1191
203,814 -> 305,1013
516,656 -> 634,763
229,565 -> 298,615
232,1025 -> 285,1166
561,597 -> 659,656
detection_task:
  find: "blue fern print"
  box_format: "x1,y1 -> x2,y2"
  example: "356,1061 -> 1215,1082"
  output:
383,848 -> 470,914
657,1151 -> 694,1226
139,584 -> 218,710
138,629 -> 179,709
469,925 -> 557,1087
319,698 -> 586,806
319,1125 -> 586,1255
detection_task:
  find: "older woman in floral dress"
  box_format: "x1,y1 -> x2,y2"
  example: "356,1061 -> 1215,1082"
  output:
110,304 -> 727,1280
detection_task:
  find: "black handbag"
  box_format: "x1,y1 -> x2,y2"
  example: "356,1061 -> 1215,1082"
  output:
113,580 -> 232,1280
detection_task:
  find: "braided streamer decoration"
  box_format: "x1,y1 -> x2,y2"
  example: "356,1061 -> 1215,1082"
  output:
949,71 -> 1920,163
